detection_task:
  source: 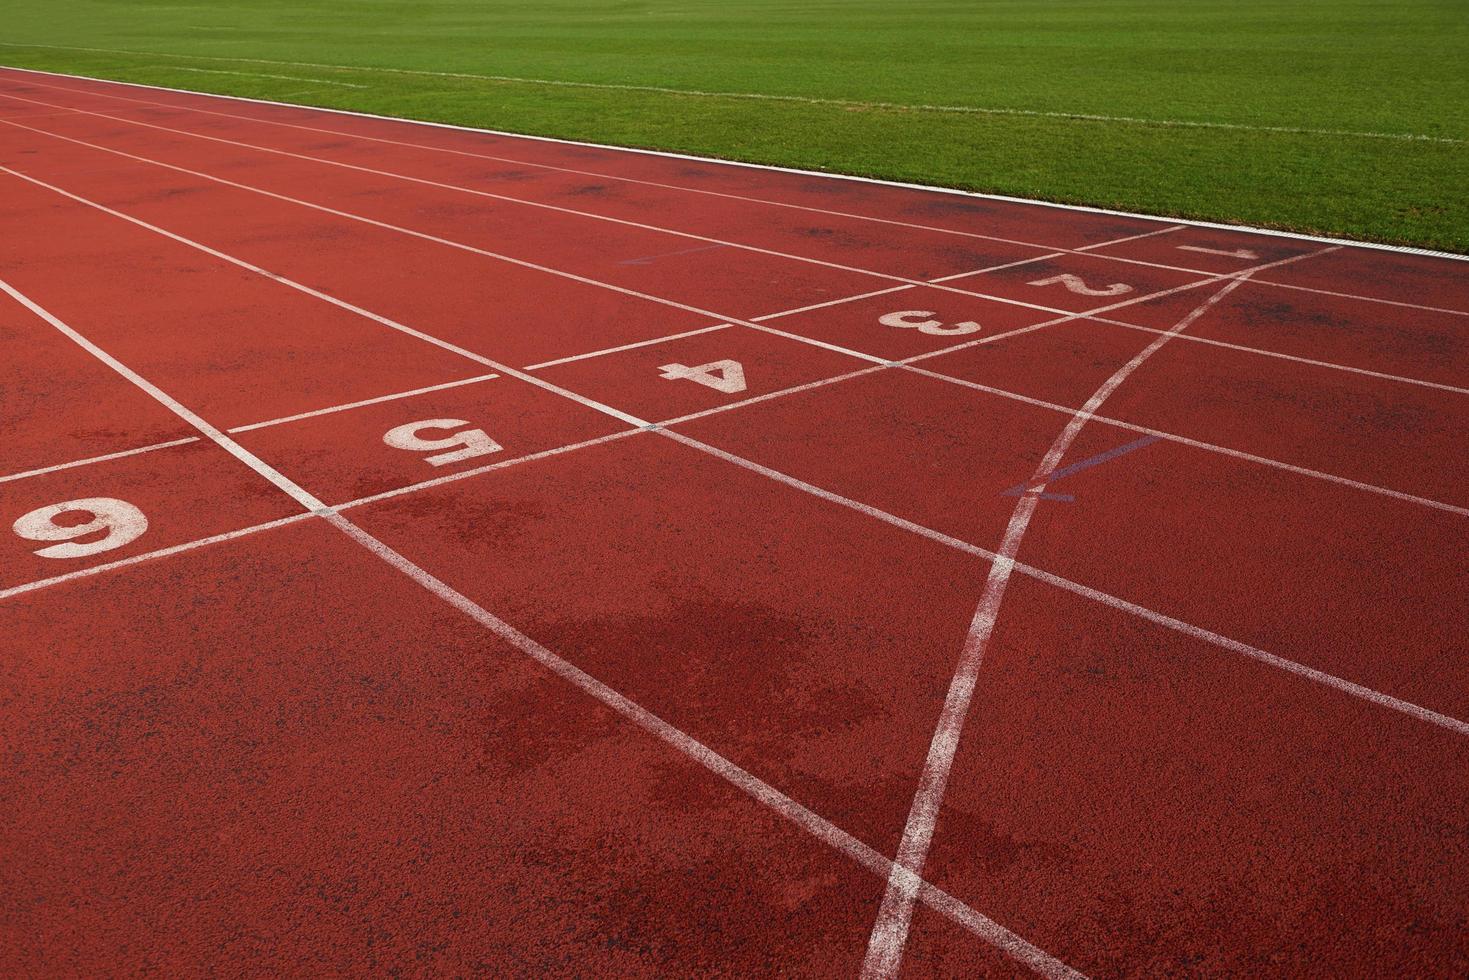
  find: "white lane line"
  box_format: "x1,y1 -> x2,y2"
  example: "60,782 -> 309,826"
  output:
523,324 -> 731,370
1,43 -> 1458,144
0,116 -> 896,371
14,76 -> 1469,324
657,429 -> 1469,739
900,364 -> 1469,518
4,64 -> 1466,266
11,110 -> 1454,409
659,366 -> 889,426
0,437 -> 201,484
335,429 -> 643,509
1086,315 -> 1469,396
326,510 -> 1082,979
0,374 -> 503,485
858,271 -> 1259,979
0,91 -> 1188,324
226,371 -> 499,431
1253,278 -> 1469,319
0,277 -> 329,513
10,152 -> 1458,527
158,66 -> 368,89
7,399 -> 1460,758
0,513 -> 317,601
8,157 -> 1458,524
1,274 -> 1075,980
0,161 -> 651,428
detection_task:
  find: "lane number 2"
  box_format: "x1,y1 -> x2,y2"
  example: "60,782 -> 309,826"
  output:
658,359 -> 747,394
1027,274 -> 1132,297
13,497 -> 149,559
383,419 -> 503,466
878,311 -> 981,336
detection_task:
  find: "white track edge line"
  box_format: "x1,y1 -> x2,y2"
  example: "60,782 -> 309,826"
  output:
1,64 -> 1463,261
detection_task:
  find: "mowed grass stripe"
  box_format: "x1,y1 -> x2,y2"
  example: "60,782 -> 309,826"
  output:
1,0 -> 1465,251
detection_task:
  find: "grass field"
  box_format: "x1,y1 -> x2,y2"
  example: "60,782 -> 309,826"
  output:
2,0 -> 1466,252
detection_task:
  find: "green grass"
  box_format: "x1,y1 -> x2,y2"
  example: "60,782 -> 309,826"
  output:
3,1 -> 1467,251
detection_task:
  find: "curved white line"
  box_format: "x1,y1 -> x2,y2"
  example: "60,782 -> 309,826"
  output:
860,270 -> 1269,978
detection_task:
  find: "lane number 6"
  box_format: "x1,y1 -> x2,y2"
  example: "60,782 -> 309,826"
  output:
13,497 -> 149,559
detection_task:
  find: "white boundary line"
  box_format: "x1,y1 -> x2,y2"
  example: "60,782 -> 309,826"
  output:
8,71 -> 1468,321
0,436 -> 200,485
1,63 -> 1464,262
3,214 -> 1463,753
0,366 -> 503,485
12,74 -> 1469,325
658,430 -> 1469,739
861,273 -> 1258,977
0,89 -> 1186,322
0,272 -> 1079,980
0,118 -> 1399,407
3,159 -> 1462,519
226,370 -> 498,431
0,45 -> 1459,145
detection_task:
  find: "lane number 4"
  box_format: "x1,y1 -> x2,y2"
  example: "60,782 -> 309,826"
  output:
658,359 -> 747,394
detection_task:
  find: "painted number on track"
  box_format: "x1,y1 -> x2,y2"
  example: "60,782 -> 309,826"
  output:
13,497 -> 149,559
1027,274 -> 1132,297
658,359 -> 747,394
383,419 -> 504,466
878,311 -> 981,336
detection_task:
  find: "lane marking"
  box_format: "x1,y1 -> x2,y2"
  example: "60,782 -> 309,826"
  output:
618,243 -> 724,266
9,111 -> 1465,403
0,274 -> 1077,980
658,429 -> 1469,740
0,437 -> 200,485
999,435 -> 1162,501
0,374 -> 502,485
8,156 -> 1459,529
0,513 -> 316,601
6,160 -> 1459,523
0,44 -> 1459,144
900,363 -> 1469,518
18,69 -> 1466,316
0,161 -> 652,428
327,510 -> 1084,980
0,116 -> 902,370
0,278 -> 330,513
0,90 -> 1139,322
860,272 -> 1259,979
227,371 -> 499,432
523,324 -> 730,370
1085,315 -> 1469,396
1178,245 -> 1259,260
8,407 -> 1462,758
2,64 -> 1465,268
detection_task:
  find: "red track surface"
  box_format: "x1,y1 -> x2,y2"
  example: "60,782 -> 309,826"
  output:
2,68 -> 1467,977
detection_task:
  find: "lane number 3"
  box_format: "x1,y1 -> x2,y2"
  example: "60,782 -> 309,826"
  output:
879,311 -> 981,336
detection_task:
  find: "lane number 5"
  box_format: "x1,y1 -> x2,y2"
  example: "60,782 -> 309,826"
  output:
383,419 -> 503,466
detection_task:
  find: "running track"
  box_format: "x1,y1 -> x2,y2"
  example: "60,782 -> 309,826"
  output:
1,66 -> 1467,977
